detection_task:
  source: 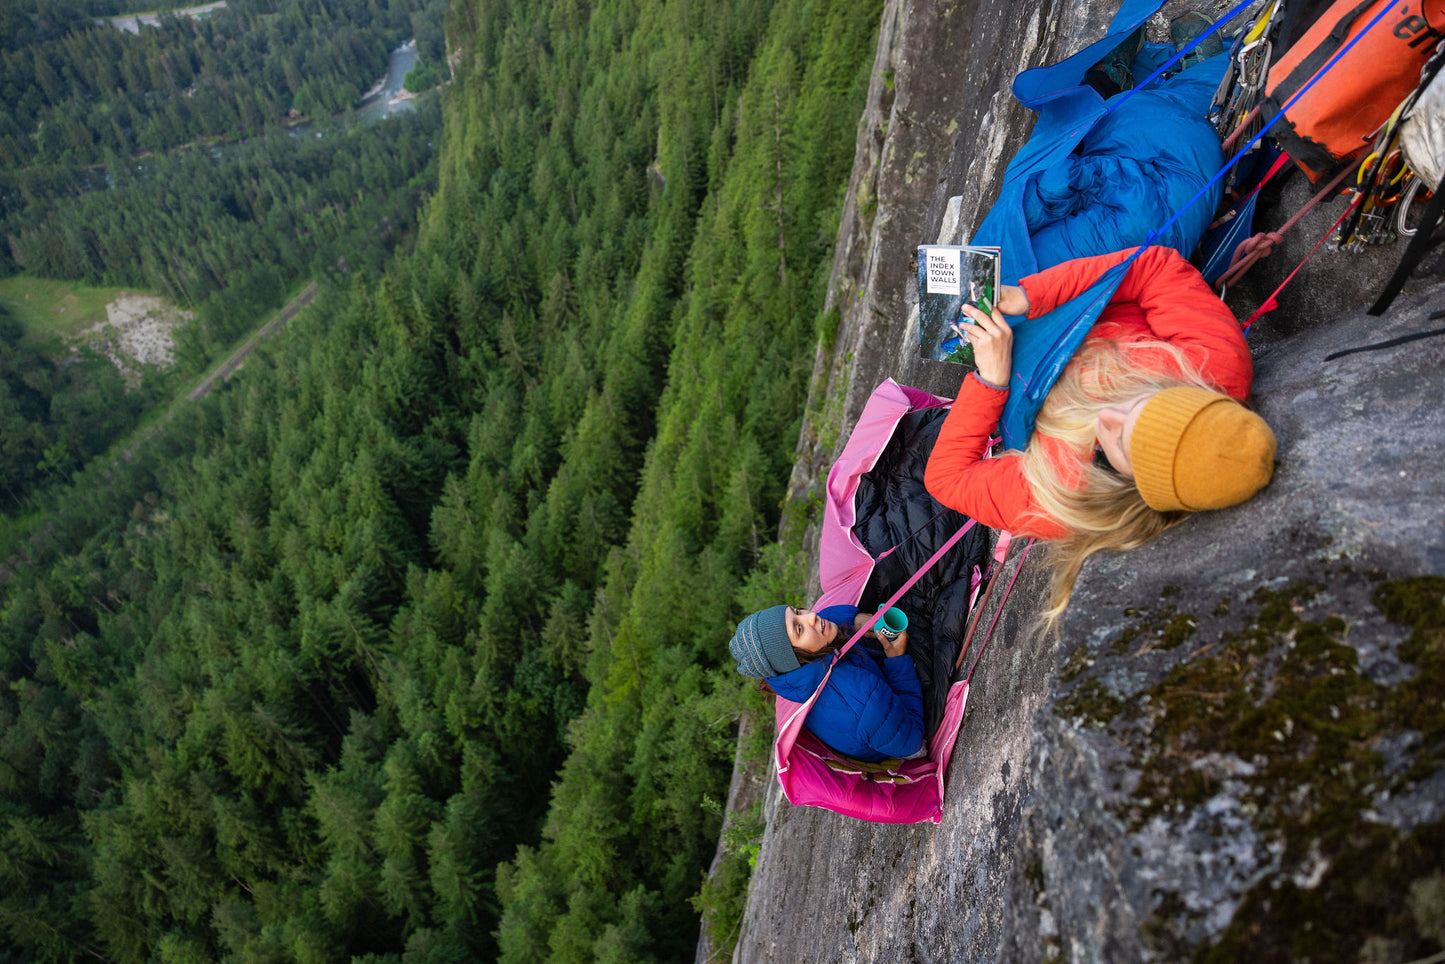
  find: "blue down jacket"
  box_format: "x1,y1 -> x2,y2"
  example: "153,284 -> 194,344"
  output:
767,604 -> 925,763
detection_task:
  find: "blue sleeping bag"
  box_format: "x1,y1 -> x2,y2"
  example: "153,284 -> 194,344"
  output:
972,0 -> 1230,449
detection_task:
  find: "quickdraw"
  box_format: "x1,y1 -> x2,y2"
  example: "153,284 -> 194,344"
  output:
1211,0 -> 1286,192
1395,176 -> 1434,239
1332,41 -> 1444,251
1330,146 -> 1410,250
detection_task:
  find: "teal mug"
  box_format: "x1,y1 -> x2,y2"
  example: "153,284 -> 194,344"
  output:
875,605 -> 908,641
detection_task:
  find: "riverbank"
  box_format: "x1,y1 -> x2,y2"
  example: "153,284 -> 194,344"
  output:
355,38 -> 420,123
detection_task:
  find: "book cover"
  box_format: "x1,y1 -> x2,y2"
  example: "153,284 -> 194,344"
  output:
916,245 -> 1001,367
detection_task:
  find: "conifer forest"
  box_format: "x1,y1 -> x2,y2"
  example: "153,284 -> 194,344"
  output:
0,0 -> 882,959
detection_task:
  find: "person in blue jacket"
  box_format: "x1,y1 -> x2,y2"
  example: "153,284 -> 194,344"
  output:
729,604 -> 924,763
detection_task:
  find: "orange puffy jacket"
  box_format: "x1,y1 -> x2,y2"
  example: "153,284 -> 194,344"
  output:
923,247 -> 1253,539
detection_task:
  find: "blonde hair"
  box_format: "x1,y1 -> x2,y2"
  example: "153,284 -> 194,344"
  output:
1008,338 -> 1221,630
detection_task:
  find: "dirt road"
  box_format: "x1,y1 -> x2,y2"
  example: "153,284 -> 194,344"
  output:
101,1 -> 228,34
188,281 -> 317,401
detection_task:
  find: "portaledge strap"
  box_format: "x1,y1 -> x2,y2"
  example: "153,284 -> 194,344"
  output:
830,518 -> 979,666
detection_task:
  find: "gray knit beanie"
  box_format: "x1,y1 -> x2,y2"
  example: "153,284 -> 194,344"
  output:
729,605 -> 798,679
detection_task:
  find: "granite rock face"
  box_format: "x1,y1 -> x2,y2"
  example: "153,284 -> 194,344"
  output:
721,0 -> 1445,961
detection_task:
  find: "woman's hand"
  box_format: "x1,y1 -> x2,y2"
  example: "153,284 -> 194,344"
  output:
854,613 -> 908,657
955,300 -> 1014,388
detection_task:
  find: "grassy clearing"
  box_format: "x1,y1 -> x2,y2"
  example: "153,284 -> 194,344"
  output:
0,275 -> 139,346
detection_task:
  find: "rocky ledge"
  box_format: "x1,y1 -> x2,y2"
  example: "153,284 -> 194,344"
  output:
719,0 -> 1445,960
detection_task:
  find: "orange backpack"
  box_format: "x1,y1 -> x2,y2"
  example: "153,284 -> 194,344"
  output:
1263,0 -> 1445,179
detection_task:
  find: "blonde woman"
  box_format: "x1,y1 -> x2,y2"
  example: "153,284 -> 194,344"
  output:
923,245 -> 1276,623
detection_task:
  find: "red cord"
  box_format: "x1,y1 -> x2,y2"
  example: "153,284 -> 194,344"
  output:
964,540 -> 1034,684
1244,194 -> 1363,330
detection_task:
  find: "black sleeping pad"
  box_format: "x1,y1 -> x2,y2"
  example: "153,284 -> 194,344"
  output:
852,407 -> 995,737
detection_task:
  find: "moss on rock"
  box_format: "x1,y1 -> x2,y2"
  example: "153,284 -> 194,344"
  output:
1107,601 -> 1199,656
1115,579 -> 1445,961
1054,677 -> 1123,728
1059,644 -> 1092,683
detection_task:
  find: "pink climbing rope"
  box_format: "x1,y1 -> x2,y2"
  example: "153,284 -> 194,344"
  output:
1221,106 -> 1261,154
833,518 -> 979,660
1215,158 -> 1361,292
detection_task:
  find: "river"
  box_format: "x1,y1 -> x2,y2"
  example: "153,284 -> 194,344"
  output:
283,39 -> 420,140
99,7 -> 421,125
95,35 -> 428,187
355,40 -> 420,124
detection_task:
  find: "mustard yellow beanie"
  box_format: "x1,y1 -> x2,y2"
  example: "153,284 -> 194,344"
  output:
1130,387 -> 1277,513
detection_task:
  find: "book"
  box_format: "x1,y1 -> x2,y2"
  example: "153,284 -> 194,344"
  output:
916,244 -> 1001,367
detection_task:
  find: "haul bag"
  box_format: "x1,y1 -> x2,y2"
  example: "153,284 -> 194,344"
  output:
1263,0 -> 1445,179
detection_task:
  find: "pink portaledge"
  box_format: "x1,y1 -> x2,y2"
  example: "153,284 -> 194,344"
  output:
774,379 -> 972,824
774,677 -> 973,824
812,380 -> 951,613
